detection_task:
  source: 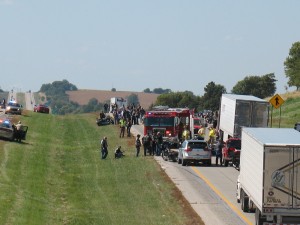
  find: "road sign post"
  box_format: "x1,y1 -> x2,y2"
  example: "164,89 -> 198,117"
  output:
269,94 -> 285,128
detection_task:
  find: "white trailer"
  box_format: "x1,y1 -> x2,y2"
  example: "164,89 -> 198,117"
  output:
237,127 -> 300,225
218,94 -> 269,142
110,97 -> 127,112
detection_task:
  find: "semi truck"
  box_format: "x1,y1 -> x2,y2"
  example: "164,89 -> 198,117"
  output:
218,94 -> 269,167
237,127 -> 300,225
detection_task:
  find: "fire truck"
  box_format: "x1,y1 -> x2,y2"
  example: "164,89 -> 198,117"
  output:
143,106 -> 193,142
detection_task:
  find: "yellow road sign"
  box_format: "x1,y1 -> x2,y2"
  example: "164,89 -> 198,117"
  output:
269,94 -> 285,109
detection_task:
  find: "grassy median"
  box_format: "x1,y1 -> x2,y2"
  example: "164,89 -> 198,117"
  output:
0,111 -> 204,225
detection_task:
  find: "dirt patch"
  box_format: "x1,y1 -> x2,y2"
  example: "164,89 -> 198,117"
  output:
66,90 -> 160,110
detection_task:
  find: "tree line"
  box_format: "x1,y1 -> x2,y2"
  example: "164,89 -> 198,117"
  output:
35,41 -> 300,114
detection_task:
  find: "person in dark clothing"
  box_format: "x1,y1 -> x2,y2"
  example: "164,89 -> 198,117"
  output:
142,133 -> 152,156
126,118 -> 132,137
100,136 -> 108,159
115,146 -> 125,158
215,139 -> 223,166
104,103 -> 109,113
156,132 -> 163,156
135,134 -> 142,157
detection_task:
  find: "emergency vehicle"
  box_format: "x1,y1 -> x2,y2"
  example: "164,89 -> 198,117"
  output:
143,106 -> 193,142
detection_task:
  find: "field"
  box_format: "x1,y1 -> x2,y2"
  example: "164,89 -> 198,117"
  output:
0,111 -> 204,225
66,90 -> 160,110
268,91 -> 300,128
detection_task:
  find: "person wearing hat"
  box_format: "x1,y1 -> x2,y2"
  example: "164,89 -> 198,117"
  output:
135,134 -> 142,157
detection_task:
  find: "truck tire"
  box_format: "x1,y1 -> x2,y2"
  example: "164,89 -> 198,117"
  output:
241,189 -> 249,212
255,208 -> 266,225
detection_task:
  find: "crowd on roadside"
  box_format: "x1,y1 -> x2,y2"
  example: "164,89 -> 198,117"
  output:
111,103 -> 145,126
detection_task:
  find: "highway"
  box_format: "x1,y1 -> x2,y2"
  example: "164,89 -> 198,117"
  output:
131,124 -> 255,225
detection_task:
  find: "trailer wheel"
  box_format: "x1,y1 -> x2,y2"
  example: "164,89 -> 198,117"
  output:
241,189 -> 249,212
255,208 -> 266,225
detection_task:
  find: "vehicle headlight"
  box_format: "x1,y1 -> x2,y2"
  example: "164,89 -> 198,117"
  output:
6,106 -> 11,110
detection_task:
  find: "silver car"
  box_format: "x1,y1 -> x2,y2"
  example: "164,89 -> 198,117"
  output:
178,140 -> 211,166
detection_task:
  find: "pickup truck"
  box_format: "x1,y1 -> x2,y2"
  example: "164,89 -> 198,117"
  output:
5,101 -> 22,115
222,137 -> 241,167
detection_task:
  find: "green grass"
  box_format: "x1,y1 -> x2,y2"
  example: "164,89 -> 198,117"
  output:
0,112 -> 203,225
269,95 -> 300,128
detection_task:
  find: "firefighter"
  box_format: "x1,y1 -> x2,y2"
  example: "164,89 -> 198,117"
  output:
182,126 -> 191,141
198,125 -> 206,140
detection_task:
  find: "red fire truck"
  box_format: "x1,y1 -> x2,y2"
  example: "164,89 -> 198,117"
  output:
143,107 -> 193,141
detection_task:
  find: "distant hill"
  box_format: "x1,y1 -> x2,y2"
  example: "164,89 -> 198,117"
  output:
66,90 -> 160,109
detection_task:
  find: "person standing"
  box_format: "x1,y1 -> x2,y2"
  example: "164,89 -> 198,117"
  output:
135,134 -> 142,157
100,136 -> 108,159
182,126 -> 191,141
197,125 -> 206,140
215,139 -> 223,166
119,117 -> 126,138
156,132 -> 163,156
15,121 -> 23,142
126,118 -> 132,137
142,133 -> 152,156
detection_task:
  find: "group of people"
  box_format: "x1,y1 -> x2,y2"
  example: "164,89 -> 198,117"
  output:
99,133 -> 143,159
100,136 -> 125,159
111,103 -> 146,128
100,130 -> 166,160
141,131 -> 163,156
197,124 -> 223,166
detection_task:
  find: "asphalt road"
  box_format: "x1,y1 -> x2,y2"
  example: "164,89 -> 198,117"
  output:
130,124 -> 255,225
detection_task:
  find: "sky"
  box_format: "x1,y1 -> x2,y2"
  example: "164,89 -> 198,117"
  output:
1,0 -> 300,96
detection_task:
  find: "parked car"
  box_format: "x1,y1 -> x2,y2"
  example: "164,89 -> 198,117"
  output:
5,101 -> 22,115
222,138 -> 241,167
0,119 -> 14,141
177,139 -> 211,166
34,104 -> 50,114
0,119 -> 28,142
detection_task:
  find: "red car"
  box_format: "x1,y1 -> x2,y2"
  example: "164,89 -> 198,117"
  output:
222,138 -> 241,167
34,104 -> 50,114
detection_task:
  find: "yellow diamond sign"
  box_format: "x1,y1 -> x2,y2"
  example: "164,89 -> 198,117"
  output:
269,94 -> 285,109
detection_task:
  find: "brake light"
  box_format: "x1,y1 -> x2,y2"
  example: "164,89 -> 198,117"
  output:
166,130 -> 171,136
228,147 -> 236,151
185,147 -> 192,152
